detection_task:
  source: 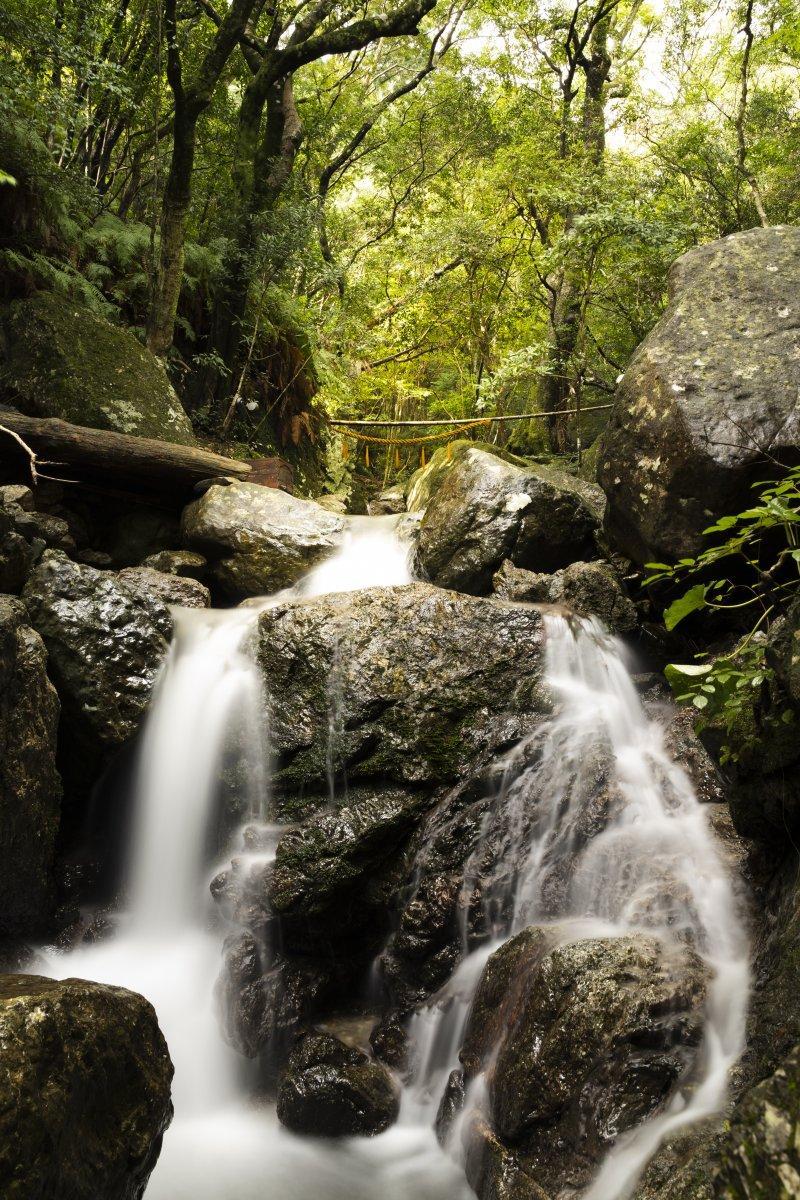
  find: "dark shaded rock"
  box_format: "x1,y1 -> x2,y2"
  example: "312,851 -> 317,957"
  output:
598,226 -> 800,564
435,1068 -> 466,1145
118,565 -> 210,609
8,505 -> 76,553
0,505 -> 33,591
1,291 -> 195,443
716,1045 -> 800,1199
462,928 -> 707,1195
492,558 -> 638,634
767,597 -> 800,706
0,973 -> 173,1199
370,1012 -> 411,1074
258,583 -> 547,793
0,483 -> 35,510
182,482 -> 344,599
270,787 -> 433,930
277,1031 -> 400,1137
463,1115 -> 551,1200
0,597 -> 60,937
417,447 -> 603,593
368,485 -> 406,516
216,932 -> 333,1063
140,549 -> 208,581
22,551 -> 173,787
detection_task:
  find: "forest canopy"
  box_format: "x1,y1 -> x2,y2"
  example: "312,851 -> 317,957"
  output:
2,0 -> 799,472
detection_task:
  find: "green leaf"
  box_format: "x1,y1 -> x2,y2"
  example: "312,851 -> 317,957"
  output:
692,694 -> 709,709
664,584 -> 708,630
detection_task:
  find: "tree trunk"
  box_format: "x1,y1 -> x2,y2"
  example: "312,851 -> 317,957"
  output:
147,107 -> 198,357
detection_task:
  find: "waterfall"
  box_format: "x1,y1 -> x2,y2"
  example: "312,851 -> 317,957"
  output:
405,612 -> 749,1197
35,515 -> 747,1200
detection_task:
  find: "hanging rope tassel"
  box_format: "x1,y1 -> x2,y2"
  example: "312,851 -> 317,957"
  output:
446,439 -> 453,461
341,438 -> 349,461
365,443 -> 370,468
420,446 -> 426,468
395,446 -> 401,469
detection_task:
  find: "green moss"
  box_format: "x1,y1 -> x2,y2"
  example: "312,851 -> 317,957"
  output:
1,291 -> 195,444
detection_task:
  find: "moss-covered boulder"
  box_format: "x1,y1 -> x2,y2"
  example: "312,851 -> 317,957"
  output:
417,446 -> 603,594
716,1046 -> 800,1199
277,1031 -> 400,1137
597,226 -> 800,565
461,928 -> 707,1197
182,482 -> 344,599
257,583 -> 547,794
0,292 -> 195,443
0,974 -> 173,1199
0,598 -> 60,938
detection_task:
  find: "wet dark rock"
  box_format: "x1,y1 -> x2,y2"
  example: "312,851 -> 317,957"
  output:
715,1044 -> 800,1199
417,447 -> 603,594
0,483 -> 35,510
0,973 -> 173,1199
140,548 -> 208,581
270,786 -> 433,940
463,1115 -> 551,1200
493,558 -> 637,633
0,505 -> 33,591
767,597 -> 800,706
277,1031 -> 400,1137
368,485 -> 406,516
22,551 -> 174,788
435,1068 -> 466,1145
258,583 -> 547,794
216,932 -> 333,1063
462,928 -> 707,1195
1,291 -> 195,443
370,1012 -> 411,1074
182,482 -> 344,599
118,565 -> 210,609
0,596 -> 61,937
598,226 -> 800,564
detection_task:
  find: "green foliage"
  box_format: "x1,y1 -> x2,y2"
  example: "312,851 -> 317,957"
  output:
648,468 -> 800,762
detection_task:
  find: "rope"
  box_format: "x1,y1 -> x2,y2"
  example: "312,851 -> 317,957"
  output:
329,403 -> 613,429
337,417 -> 493,448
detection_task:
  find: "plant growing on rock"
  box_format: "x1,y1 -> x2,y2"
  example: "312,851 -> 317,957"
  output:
645,467 -> 800,762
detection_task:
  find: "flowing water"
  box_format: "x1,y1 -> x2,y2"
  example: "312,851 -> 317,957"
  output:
35,516 -> 747,1200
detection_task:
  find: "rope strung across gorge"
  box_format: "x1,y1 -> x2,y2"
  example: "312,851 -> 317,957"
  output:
333,404 -> 614,468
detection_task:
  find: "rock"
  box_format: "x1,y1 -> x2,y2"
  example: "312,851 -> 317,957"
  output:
0,973 -> 173,1199
767,598 -> 800,706
140,549 -> 208,581
215,932 -> 333,1063
463,1115 -> 550,1200
0,598 -> 60,937
597,226 -> 800,564
0,483 -> 35,510
0,291 -> 195,444
368,485 -> 406,516
461,928 -> 707,1195
182,482 -> 344,598
277,1031 -> 400,1137
258,583 -> 547,793
492,558 -> 638,634
417,447 -> 603,594
7,506 -> 76,553
406,439 -> 507,515
370,1012 -> 411,1074
492,560 -> 552,603
715,1045 -> 800,1199
118,565 -> 210,609
270,786 -> 432,932
0,506 -> 33,592
22,551 -> 173,787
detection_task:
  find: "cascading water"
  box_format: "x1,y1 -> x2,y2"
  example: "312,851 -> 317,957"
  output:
405,612 -> 749,1198
34,512 -> 747,1200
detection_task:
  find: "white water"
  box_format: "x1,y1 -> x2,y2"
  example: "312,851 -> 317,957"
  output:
405,614 -> 749,1198
35,517 -> 747,1200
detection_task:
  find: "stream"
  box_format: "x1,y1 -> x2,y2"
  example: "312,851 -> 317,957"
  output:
37,515 -> 748,1200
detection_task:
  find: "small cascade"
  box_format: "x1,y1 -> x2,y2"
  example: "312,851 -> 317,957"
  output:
404,613 -> 749,1197
34,512 -> 747,1200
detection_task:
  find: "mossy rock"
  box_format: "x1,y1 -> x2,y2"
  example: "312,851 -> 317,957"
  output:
0,292 -> 195,444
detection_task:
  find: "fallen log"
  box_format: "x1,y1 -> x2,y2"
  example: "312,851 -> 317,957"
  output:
0,410 -> 252,499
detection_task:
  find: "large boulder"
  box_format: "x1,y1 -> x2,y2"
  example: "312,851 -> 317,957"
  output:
22,552 -> 197,788
257,583 -> 547,796
461,928 -> 707,1197
0,598 -> 60,938
0,292 -> 195,444
597,226 -> 800,564
0,973 -> 173,1199
715,1045 -> 800,1200
417,447 -> 603,594
181,482 -> 344,599
277,1031 -> 400,1137
493,558 -> 638,634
